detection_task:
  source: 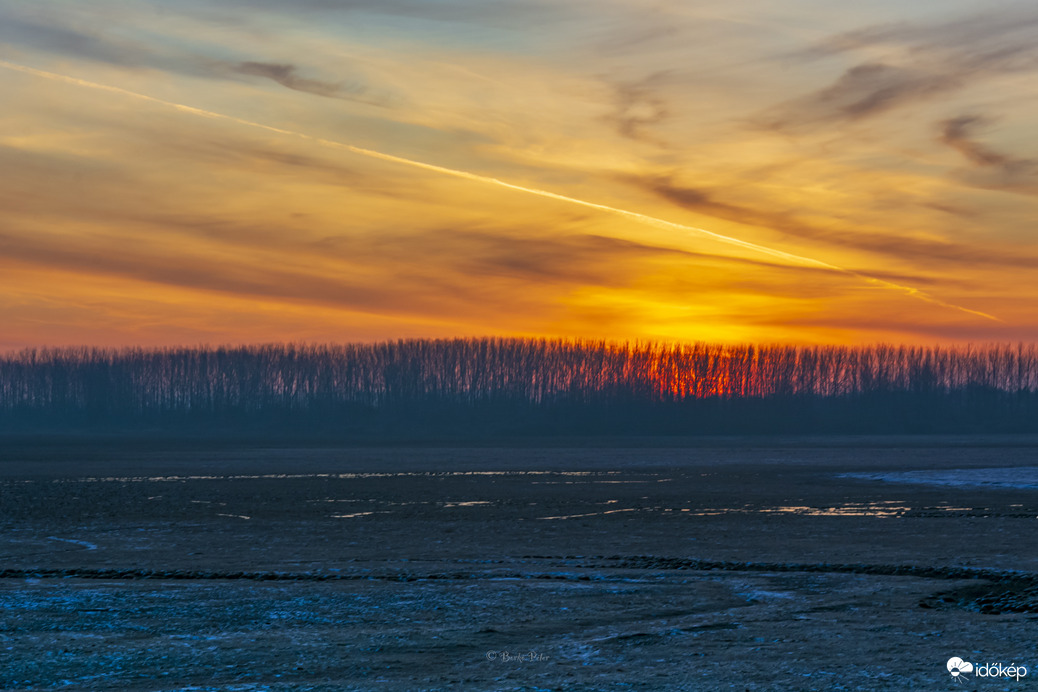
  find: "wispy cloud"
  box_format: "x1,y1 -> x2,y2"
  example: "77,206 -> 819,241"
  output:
939,115 -> 1038,195
635,176 -> 1038,270
764,63 -> 958,129
0,8 -> 386,105
766,5 -> 1038,130
233,61 -> 382,104
607,73 -> 670,143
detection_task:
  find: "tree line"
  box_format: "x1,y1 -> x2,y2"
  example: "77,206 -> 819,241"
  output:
1,339 -> 1036,436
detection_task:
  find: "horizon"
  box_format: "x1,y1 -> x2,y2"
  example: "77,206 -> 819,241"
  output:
4,336 -> 1038,360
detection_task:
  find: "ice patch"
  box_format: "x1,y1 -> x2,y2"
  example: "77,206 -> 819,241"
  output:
741,589 -> 796,600
536,508 -> 639,520
46,536 -> 98,550
841,467 -> 1038,490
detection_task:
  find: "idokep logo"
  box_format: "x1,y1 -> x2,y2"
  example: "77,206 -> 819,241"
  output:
947,657 -> 973,682
947,656 -> 1028,683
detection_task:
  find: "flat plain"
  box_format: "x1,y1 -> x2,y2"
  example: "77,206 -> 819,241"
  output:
1,437 -> 1036,691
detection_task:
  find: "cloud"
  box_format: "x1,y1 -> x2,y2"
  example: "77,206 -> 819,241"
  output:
606,73 -> 669,143
940,116 -> 1009,167
816,8 -> 1038,64
0,14 -> 150,66
0,131 -> 388,247
0,210 -> 855,333
768,6 -> 1038,130
0,9 -> 384,105
938,115 -> 1038,194
638,175 -> 1038,269
765,63 -> 958,129
233,61 -> 377,103
0,228 -> 480,322
311,227 -> 839,287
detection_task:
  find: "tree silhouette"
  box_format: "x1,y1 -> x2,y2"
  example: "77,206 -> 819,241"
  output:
1,340 -> 1035,436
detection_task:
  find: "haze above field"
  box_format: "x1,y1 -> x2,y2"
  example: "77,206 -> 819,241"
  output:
2,0 -> 1038,348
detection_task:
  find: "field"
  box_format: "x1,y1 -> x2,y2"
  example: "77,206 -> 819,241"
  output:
1,437 -> 1036,690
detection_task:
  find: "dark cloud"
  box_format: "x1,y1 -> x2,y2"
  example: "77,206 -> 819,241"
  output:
814,9 -> 1038,64
0,15 -> 150,66
607,74 -> 669,143
637,176 -> 1038,270
768,7 -> 1038,130
938,115 -> 1038,194
765,63 -> 958,128
0,10 -> 384,105
233,61 -> 379,103
0,11 -> 203,74
647,178 -> 760,223
924,201 -> 977,218
940,116 -> 1009,167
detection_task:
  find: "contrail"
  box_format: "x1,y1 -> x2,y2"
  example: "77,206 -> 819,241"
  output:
0,59 -> 999,322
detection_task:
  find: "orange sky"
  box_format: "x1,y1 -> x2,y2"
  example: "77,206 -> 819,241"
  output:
2,0 -> 1037,349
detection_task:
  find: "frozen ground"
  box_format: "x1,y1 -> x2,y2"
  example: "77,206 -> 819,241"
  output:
1,437 -> 1036,690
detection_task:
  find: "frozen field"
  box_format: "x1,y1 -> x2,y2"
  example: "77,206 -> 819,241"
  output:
1,438 -> 1036,690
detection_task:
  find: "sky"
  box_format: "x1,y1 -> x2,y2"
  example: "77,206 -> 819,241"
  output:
1,0 -> 1037,348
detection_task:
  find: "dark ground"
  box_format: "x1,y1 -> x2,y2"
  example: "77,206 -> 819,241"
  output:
1,436 -> 1036,690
